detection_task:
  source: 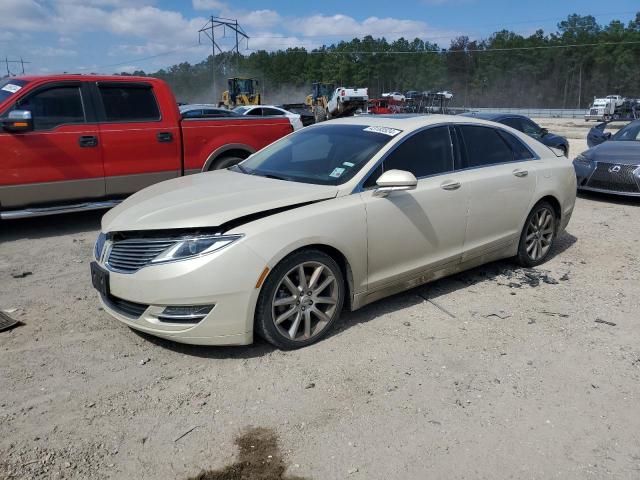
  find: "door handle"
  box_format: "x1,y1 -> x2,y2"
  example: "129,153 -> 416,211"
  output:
157,132 -> 173,143
513,169 -> 529,177
440,181 -> 461,191
78,135 -> 98,148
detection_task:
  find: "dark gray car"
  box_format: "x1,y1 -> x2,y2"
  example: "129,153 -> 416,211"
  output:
574,120 -> 640,196
460,112 -> 570,157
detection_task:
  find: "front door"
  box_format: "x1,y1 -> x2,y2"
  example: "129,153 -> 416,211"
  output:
362,125 -> 468,293
95,82 -> 180,196
0,82 -> 104,209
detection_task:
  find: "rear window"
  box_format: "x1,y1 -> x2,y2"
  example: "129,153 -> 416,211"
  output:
498,130 -> 535,160
98,84 -> 160,122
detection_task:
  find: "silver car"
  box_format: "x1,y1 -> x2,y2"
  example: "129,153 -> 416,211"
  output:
91,115 -> 576,349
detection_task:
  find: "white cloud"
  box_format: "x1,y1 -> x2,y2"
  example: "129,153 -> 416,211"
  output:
0,0 -> 48,30
40,46 -> 78,57
192,0 -> 226,10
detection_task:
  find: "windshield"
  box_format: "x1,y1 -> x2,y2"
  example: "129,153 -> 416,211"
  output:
612,122 -> 640,141
233,106 -> 250,114
0,78 -> 29,104
233,124 -> 399,185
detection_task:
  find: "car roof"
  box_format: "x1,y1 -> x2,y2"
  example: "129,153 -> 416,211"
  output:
179,104 -> 225,111
324,114 -> 509,129
460,112 -> 531,121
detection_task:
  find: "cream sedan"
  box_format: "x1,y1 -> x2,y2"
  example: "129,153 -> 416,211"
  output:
91,115 -> 576,349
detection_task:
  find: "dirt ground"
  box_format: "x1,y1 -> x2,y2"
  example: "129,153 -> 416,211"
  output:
1,121 -> 640,480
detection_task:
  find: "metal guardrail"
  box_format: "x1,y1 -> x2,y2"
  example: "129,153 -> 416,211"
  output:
463,107 -> 586,119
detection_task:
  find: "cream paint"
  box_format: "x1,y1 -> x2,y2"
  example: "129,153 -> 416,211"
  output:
96,114 -> 577,346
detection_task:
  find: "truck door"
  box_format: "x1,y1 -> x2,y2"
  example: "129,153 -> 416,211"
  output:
0,82 -> 104,209
94,81 -> 180,196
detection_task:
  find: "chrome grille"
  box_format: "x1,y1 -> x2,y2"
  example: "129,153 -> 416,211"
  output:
586,162 -> 640,193
107,239 -> 175,273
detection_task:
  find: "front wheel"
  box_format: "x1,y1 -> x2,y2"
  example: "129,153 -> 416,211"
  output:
210,156 -> 243,170
255,249 -> 345,349
516,201 -> 557,267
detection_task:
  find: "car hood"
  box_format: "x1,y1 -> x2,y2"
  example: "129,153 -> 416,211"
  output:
587,141 -> 640,165
102,169 -> 339,232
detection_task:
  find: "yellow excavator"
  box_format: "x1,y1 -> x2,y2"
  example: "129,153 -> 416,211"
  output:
305,82 -> 334,123
220,78 -> 261,109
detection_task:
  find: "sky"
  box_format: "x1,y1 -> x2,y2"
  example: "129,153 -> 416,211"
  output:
0,0 -> 638,75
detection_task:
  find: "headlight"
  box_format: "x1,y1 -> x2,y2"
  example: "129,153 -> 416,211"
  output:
573,154 -> 592,167
150,234 -> 242,264
95,232 -> 106,260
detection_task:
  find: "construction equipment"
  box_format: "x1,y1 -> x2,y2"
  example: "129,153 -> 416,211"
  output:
220,77 -> 261,109
305,82 -> 335,123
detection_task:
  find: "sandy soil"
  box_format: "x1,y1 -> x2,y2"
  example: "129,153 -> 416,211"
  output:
1,120 -> 640,479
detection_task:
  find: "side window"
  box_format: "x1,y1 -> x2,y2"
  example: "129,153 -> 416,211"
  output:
15,86 -> 85,130
459,125 -> 514,168
363,164 -> 383,189
500,117 -> 523,132
498,130 -> 535,161
263,108 -> 284,116
246,108 -> 262,116
98,85 -> 160,122
202,109 -> 228,117
182,109 -> 203,118
521,118 -> 541,137
382,126 -> 453,178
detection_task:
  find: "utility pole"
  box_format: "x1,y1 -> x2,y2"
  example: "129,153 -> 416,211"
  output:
577,63 -> 582,109
2,57 -> 30,77
198,16 -> 249,103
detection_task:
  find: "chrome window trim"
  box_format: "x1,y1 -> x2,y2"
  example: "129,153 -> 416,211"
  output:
353,122 -> 455,193
352,121 -> 540,193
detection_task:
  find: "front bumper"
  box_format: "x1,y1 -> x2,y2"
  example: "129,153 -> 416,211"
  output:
575,161 -> 640,196
95,243 -> 267,345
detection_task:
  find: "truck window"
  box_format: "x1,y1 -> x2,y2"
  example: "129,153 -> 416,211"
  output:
98,85 -> 160,122
14,86 -> 85,131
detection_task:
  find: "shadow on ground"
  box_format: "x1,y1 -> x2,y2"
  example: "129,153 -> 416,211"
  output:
578,190 -> 640,207
187,427 -> 308,480
0,210 -> 103,242
136,231 -> 578,358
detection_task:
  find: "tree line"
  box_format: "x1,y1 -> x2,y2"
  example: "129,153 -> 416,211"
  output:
123,13 -> 640,109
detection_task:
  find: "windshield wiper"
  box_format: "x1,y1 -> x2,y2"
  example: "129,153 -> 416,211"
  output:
262,173 -> 289,181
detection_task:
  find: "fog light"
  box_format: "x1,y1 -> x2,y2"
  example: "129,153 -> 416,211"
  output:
157,305 -> 214,323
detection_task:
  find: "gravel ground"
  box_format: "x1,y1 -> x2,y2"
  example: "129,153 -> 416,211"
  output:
1,127 -> 640,479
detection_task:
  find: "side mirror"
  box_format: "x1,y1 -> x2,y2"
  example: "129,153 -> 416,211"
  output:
539,128 -> 548,137
1,110 -> 33,133
373,169 -> 417,197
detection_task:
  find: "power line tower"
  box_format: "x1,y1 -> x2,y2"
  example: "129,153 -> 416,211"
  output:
198,16 -> 249,103
3,57 -> 30,77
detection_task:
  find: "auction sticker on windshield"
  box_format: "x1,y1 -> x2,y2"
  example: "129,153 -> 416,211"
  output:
363,126 -> 402,136
1,84 -> 22,93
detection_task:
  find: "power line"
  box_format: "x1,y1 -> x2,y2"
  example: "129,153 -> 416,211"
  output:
3,57 -> 30,76
306,40 -> 640,54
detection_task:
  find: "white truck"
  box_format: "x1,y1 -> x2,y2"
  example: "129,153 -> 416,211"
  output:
326,87 -> 369,119
585,95 -> 639,121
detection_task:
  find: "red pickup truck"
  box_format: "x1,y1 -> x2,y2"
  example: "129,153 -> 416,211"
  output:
0,75 -> 293,219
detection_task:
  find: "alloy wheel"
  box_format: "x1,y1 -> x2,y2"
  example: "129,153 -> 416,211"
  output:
525,207 -> 554,261
271,261 -> 339,342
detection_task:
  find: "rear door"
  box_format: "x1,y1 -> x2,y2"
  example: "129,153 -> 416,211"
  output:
453,124 -> 538,260
0,81 -> 104,209
95,81 -> 180,196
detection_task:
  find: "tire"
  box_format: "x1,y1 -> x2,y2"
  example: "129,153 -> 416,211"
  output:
314,106 -> 326,123
326,108 -> 331,120
209,156 -> 243,171
515,201 -> 557,267
255,249 -> 345,350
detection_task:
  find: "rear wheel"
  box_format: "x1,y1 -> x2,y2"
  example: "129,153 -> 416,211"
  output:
516,201 -> 557,267
255,249 -> 344,349
209,155 -> 243,171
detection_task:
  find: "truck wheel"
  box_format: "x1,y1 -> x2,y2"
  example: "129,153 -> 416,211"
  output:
314,107 -> 326,123
210,156 -> 243,170
326,108 -> 331,120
